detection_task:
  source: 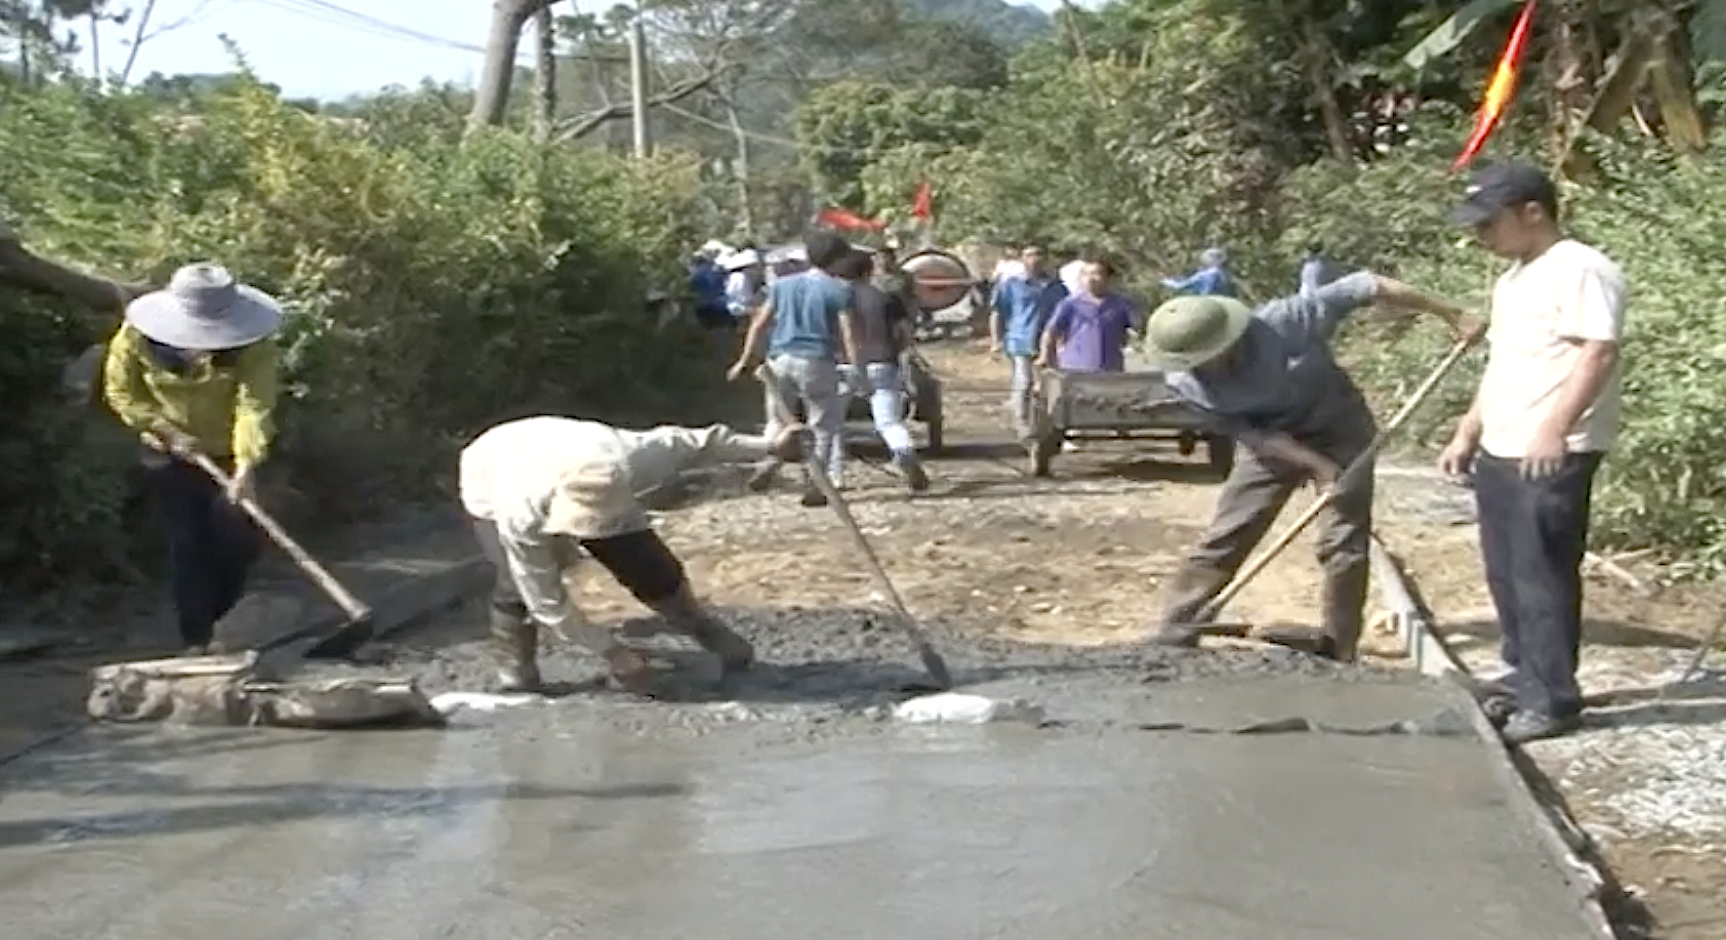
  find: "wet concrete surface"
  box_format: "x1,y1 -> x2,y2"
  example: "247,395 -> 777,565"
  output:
0,605 -> 1600,938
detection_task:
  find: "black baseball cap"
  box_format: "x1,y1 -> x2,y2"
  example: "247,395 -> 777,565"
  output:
1448,160 -> 1558,226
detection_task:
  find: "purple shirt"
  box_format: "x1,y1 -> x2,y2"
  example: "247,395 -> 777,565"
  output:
1046,293 -> 1136,372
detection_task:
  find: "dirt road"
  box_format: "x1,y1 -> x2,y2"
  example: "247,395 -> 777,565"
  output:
2,337 -> 1722,937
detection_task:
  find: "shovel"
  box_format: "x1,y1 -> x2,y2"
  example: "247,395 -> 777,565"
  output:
1195,333 -> 1481,627
164,444 -> 376,659
755,363 -> 954,689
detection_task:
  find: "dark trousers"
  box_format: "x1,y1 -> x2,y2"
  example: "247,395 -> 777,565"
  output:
1474,451 -> 1603,718
142,453 -> 261,647
1158,410 -> 1377,657
469,518 -> 687,619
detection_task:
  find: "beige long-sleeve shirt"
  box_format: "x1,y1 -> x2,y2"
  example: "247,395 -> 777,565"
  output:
459,417 -> 776,642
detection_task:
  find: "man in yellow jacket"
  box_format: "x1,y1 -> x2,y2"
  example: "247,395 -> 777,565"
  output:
460,416 -> 808,694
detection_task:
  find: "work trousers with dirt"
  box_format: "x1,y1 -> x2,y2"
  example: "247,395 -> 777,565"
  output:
470,518 -> 688,624
142,450 -> 261,648
1006,354 -> 1037,442
1473,451 -> 1602,719
763,352 -> 846,481
1156,408 -> 1377,658
860,360 -> 915,455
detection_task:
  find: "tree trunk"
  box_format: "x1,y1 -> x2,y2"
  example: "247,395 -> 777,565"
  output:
469,0 -> 557,131
0,241 -> 150,314
725,97 -> 754,235
1299,18 -> 1353,163
1648,32 -> 1707,152
532,3 -> 557,142
1543,0 -> 1595,160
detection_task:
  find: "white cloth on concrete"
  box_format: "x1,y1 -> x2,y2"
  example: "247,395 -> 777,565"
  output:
460,417 -> 774,638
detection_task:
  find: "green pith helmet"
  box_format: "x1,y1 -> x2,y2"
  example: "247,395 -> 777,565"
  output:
1142,295 -> 1254,371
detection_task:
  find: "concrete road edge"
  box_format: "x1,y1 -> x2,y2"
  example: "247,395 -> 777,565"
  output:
1373,535 -> 1618,940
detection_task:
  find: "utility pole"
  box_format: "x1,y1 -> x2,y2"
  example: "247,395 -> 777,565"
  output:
627,10 -> 651,159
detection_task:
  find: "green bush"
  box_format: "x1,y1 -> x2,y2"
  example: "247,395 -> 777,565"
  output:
0,74 -> 740,585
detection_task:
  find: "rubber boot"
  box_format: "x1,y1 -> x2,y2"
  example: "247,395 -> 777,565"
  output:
1256,623 -> 1335,658
1318,560 -> 1370,664
489,609 -> 542,693
893,450 -> 930,492
652,590 -> 755,672
1148,565 -> 1231,648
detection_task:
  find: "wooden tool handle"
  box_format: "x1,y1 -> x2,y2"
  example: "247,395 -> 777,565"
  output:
755,365 -> 932,644
186,452 -> 372,622
1202,334 -> 1479,617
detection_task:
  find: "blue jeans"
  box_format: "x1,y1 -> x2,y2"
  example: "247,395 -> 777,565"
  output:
1007,354 -> 1036,441
863,362 -> 915,455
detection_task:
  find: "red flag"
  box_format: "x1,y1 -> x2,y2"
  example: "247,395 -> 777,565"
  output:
1454,0 -> 1538,171
815,206 -> 886,231
910,181 -> 933,220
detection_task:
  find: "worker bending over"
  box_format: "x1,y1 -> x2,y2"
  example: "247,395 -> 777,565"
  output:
1142,274 -> 1478,661
460,416 -> 807,694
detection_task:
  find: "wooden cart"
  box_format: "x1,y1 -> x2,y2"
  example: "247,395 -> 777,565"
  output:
1027,367 -> 1234,478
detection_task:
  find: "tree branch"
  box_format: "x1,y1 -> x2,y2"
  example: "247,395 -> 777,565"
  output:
553,69 -> 718,142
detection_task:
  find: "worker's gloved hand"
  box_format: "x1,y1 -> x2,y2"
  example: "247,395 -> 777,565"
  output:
146,426 -> 201,459
770,422 -> 810,463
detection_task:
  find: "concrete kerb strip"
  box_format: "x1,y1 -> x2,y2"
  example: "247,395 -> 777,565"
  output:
1370,534 -> 1619,940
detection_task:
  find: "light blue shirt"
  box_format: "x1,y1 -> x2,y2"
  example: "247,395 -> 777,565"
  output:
1162,265 -> 1237,297
991,274 -> 1068,357
766,269 -> 852,360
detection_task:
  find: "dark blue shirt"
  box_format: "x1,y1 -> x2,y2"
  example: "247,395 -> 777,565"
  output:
766,269 -> 852,360
690,260 -> 726,309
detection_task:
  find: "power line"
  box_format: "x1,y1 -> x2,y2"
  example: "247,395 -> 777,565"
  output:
242,0 -> 504,56
658,99 -> 801,148
657,99 -> 962,159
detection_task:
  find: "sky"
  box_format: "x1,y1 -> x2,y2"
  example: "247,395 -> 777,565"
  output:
81,0 -> 1103,100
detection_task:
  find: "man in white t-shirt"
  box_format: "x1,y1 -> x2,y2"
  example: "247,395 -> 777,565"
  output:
1439,161 -> 1627,745
1058,255 -> 1085,296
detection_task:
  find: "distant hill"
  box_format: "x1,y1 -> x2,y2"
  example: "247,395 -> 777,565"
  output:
905,0 -> 1054,47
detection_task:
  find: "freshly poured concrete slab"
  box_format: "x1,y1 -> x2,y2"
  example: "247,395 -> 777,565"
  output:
0,703 -> 1593,940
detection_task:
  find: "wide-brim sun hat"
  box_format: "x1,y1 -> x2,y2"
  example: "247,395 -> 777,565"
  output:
720,248 -> 761,270
1142,295 -> 1254,371
125,262 -> 282,351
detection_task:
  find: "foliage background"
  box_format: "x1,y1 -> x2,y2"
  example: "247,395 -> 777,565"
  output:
0,72 -> 739,591
6,0 -> 1726,594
